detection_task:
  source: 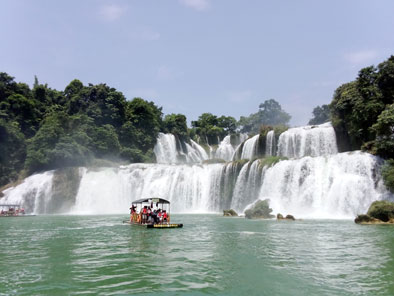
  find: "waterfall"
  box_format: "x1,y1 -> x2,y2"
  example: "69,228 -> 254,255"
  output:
71,164 -> 224,214
265,130 -> 276,156
215,136 -> 234,161
3,123 -> 393,218
240,134 -> 260,160
258,151 -> 389,218
1,171 -> 54,213
277,122 -> 337,158
154,133 -> 178,164
154,133 -> 208,164
230,160 -> 263,212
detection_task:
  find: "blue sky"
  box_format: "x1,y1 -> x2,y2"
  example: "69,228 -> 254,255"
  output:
1,0 -> 394,126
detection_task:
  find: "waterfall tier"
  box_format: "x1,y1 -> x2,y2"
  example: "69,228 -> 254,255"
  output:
2,151 -> 392,218
277,122 -> 338,158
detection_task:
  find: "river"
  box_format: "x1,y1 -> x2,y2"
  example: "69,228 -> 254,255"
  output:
1,215 -> 393,295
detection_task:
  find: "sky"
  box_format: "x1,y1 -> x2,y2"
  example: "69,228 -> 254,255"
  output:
1,0 -> 394,126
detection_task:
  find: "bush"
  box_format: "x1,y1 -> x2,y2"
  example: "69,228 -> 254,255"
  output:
245,199 -> 274,219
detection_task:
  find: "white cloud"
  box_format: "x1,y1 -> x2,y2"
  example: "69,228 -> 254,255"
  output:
98,4 -> 126,21
179,0 -> 210,11
227,90 -> 253,103
344,50 -> 379,66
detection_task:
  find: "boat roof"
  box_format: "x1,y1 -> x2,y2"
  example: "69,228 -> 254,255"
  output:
0,204 -> 21,207
132,198 -> 170,204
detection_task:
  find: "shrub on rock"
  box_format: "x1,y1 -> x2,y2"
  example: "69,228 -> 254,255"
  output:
367,200 -> 394,222
245,199 -> 274,219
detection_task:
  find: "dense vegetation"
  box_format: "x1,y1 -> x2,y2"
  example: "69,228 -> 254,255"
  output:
1,55 -> 392,190
238,99 -> 291,134
328,56 -> 394,191
0,74 -> 166,186
308,104 -> 330,125
0,71 -> 291,187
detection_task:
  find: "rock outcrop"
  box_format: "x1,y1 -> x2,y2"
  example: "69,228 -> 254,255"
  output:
223,209 -> 238,216
355,200 -> 394,225
245,199 -> 274,219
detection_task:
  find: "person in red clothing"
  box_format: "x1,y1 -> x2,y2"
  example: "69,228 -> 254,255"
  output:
163,210 -> 168,223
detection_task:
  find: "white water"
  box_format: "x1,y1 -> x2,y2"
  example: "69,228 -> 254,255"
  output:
265,130 -> 276,156
215,136 -> 234,161
2,124 -> 393,218
258,151 -> 388,218
277,122 -> 338,158
72,164 -> 223,214
240,134 -> 260,160
154,133 -> 178,164
1,171 -> 54,213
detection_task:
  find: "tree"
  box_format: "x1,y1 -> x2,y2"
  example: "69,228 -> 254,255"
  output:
371,104 -> 394,158
308,104 -> 330,125
163,114 -> 189,141
0,119 -> 26,186
238,99 -> 291,133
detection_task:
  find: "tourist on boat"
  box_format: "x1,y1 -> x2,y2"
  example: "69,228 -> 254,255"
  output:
163,210 -> 168,222
142,206 -> 148,224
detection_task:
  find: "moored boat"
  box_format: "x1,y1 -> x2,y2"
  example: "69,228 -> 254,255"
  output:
123,197 -> 183,228
0,204 -> 35,217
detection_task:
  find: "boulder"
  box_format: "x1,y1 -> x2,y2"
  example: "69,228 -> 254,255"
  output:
245,199 -> 275,219
355,214 -> 386,224
277,213 -> 295,221
367,201 -> 394,222
285,214 -> 295,221
223,209 -> 238,217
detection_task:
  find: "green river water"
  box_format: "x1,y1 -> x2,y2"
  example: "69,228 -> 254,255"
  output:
0,214 -> 394,295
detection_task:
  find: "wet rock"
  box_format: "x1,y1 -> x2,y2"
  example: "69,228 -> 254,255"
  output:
355,214 -> 388,224
245,199 -> 274,219
367,201 -> 394,222
285,214 -> 295,221
223,209 -> 238,217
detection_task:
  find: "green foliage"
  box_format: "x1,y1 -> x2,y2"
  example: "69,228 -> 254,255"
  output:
367,200 -> 394,222
238,99 -> 291,134
371,104 -> 394,158
163,114 -> 189,141
244,199 -> 275,219
24,112 -> 93,173
382,159 -> 394,193
330,56 -> 394,154
258,156 -> 287,169
191,113 -> 237,145
308,104 -> 330,125
0,119 -> 26,185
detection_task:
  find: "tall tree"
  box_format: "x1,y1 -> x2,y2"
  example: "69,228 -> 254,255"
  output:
308,104 -> 330,125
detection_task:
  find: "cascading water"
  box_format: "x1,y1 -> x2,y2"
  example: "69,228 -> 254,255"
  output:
258,151 -> 389,218
2,123 -> 393,217
240,134 -> 260,160
265,130 -> 276,156
71,163 -> 224,214
277,122 -> 338,158
1,171 -> 55,213
215,136 -> 234,161
154,133 -> 178,164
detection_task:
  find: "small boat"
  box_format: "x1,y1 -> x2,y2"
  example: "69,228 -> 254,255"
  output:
0,204 -> 35,217
123,197 -> 183,229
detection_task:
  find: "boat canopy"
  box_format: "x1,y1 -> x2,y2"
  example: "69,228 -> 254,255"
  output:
132,198 -> 170,205
0,204 -> 21,208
